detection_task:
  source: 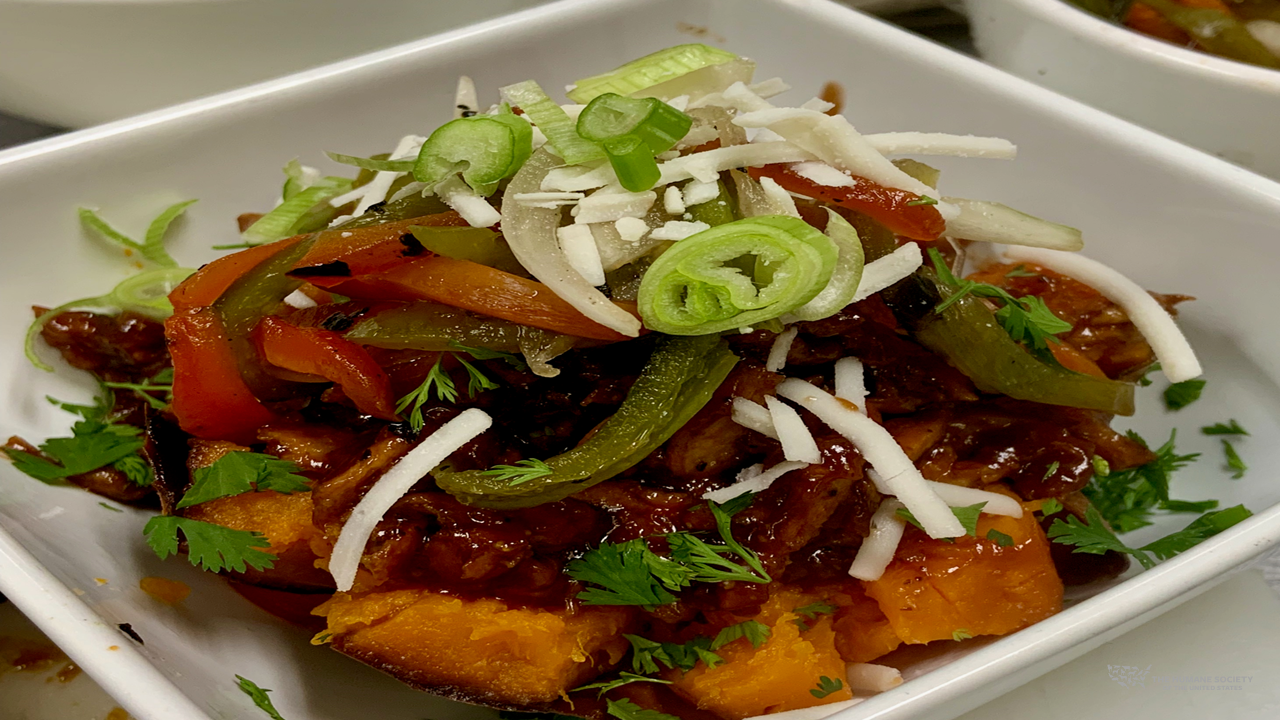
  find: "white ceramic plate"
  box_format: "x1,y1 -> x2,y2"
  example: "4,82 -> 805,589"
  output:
2,1 -> 1280,719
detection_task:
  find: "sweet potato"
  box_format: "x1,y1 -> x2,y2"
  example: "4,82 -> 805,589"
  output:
315,589 -> 633,706
832,587 -> 902,664
863,500 -> 1062,645
669,589 -> 853,720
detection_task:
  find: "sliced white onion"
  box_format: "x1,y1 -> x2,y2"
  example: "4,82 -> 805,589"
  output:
657,142 -> 816,185
703,460 -> 809,503
731,397 -> 778,440
352,134 -> 425,216
435,175 -> 501,228
542,163 -> 614,193
765,396 -> 822,464
758,176 -> 800,218
848,499 -> 907,581
851,243 -> 923,303
330,409 -> 493,592
743,699 -> 863,720
650,220 -> 710,241
777,378 -> 963,539
663,185 -> 686,215
846,663 -> 904,693
995,246 -> 1201,382
943,198 -> 1083,251
834,357 -> 866,409
766,326 -> 799,372
927,481 -> 1023,518
557,224 -> 606,286
862,132 -> 1016,160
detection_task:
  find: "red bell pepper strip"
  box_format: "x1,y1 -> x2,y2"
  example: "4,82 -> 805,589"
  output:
170,236 -> 306,313
165,308 -> 281,443
253,316 -> 398,420
328,255 -> 638,343
749,164 -> 946,242
289,212 -> 469,286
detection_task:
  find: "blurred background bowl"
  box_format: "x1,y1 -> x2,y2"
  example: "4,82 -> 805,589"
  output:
0,0 -> 548,128
966,0 -> 1280,178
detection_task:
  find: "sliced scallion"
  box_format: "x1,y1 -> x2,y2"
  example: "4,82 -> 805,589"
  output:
500,80 -> 604,165
577,93 -> 691,192
567,44 -> 739,103
242,176 -> 354,245
413,109 -> 533,196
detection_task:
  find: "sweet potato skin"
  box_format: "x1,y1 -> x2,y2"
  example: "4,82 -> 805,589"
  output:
316,589 -> 633,706
669,590 -> 853,720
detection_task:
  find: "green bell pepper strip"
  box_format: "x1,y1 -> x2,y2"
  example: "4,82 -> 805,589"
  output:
685,180 -> 738,227
338,192 -> 451,230
912,271 -> 1137,415
407,226 -> 526,275
637,215 -> 838,335
346,301 -> 552,353
435,334 -> 739,508
1141,0 -> 1280,68
413,111 -> 533,196
567,44 -> 739,103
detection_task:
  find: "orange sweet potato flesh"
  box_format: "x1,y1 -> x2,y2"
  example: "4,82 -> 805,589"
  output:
315,589 -> 633,707
863,500 -> 1063,645
669,589 -> 853,720
832,587 -> 903,664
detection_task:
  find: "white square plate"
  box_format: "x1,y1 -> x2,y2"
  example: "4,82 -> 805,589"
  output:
2,1 -> 1280,719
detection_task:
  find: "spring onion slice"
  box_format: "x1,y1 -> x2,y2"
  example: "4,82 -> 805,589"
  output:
788,210 -> 865,322
637,215 -> 837,335
577,94 -> 692,192
501,149 -> 642,337
500,80 -> 604,165
25,267 -> 193,372
243,176 -> 354,245
413,111 -> 533,196
566,44 -> 739,103
324,151 -> 416,173
79,201 -> 194,269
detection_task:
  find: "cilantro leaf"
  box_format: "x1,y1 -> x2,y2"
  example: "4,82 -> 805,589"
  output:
606,698 -> 681,720
1047,506 -> 1155,570
144,516 -> 276,573
7,417 -> 146,484
456,355 -> 499,397
177,452 -> 308,509
573,672 -> 672,697
480,458 -> 554,486
1082,430 -> 1201,534
624,634 -> 721,674
897,502 -> 987,538
114,454 -> 154,487
395,357 -> 457,431
711,619 -> 771,650
1004,265 -> 1040,278
952,628 -> 973,641
1163,379 -> 1206,411
666,532 -> 769,584
810,676 -> 844,699
707,497 -> 771,581
1161,499 -> 1219,513
1038,498 -> 1064,516
1138,505 -> 1252,560
1222,440 -> 1247,479
567,539 -> 681,607
103,367 -> 175,411
1202,420 -> 1248,436
792,601 -> 837,632
985,529 -> 1014,547
235,674 -> 288,720
448,340 -> 527,370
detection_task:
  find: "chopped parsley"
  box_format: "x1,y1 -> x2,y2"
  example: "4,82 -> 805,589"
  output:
793,601 -> 837,631
897,502 -> 987,538
712,619 -> 772,651
1222,440 -> 1247,479
985,529 -> 1014,547
1202,419 -> 1248,436
1048,504 -> 1251,570
1138,363 -> 1162,387
1163,379 -> 1206,411
102,368 -> 174,411
395,354 -> 501,431
1043,461 -> 1061,480
176,452 -> 309,509
573,672 -> 672,697
6,392 -> 150,486
235,675 -> 288,720
1038,498 -> 1064,516
928,248 -> 1072,355
810,676 -> 844,699
144,516 -> 275,573
480,458 -> 553,486
1081,430 -> 1203,533
952,628 -> 973,641
606,698 -> 680,720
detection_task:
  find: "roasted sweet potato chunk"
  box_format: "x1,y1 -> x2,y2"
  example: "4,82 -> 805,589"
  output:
315,589 -> 633,706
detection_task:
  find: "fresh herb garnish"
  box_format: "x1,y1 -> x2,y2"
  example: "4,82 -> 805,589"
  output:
1163,379 -> 1206,411
793,601 -> 837,631
606,698 -> 680,720
1043,461 -> 1061,480
985,529 -> 1014,547
626,633 -> 720,674
79,201 -> 195,269
480,458 -> 554,486
928,248 -> 1072,354
457,355 -> 499,396
395,357 -> 458,431
235,675 -> 288,720
1138,363 -> 1162,387
952,628 -> 973,641
1004,264 -> 1041,278
1202,419 -> 1248,436
1038,498 -> 1064,516
897,502 -> 987,538
712,619 -> 772,651
1047,504 -> 1252,570
99,502 -> 123,513
1222,440 -> 1247,479
573,672 -> 673,697
102,368 -> 174,411
1081,430 -> 1202,533
5,392 -> 150,486
905,196 -> 939,206
144,516 -> 276,573
176,452 -> 309,509
810,676 -> 844,699
448,340 -> 527,370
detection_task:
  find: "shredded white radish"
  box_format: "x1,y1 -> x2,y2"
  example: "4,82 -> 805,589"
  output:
435,176 -> 502,228
767,327 -> 799,372
683,179 -> 721,206
834,357 -> 866,409
800,97 -> 835,113
812,115 -> 949,209
944,198 -> 1083,251
731,397 -> 778,440
766,396 -> 822,464
557,224 -> 606,286
851,243 -> 924,303
862,132 -> 1017,160
927,481 -> 1023,518
848,499 -> 907,581
650,220 -> 710,241
743,700 -> 863,720
658,142 -> 816,185
791,161 -> 856,188
1248,19 -> 1280,56
454,75 -> 478,119
513,191 -> 584,208
758,176 -> 800,217
615,216 -> 649,243
542,164 -> 614,193
777,378 -> 963,539
574,189 -> 657,224
749,77 -> 791,98
846,663 -> 904,693
283,289 -> 318,310
703,460 -> 809,503
664,185 -> 686,215
996,246 -> 1202,382
330,409 -> 493,592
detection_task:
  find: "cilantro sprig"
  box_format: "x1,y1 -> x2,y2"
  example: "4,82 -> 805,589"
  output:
395,354 -> 501,431
5,392 -> 151,487
793,601 -> 837,631
176,452 -> 309,509
103,368 -> 174,411
606,698 -> 680,720
1222,440 -> 1247,479
144,516 -> 275,573
573,672 -> 672,697
1082,430 -> 1204,533
1048,504 -> 1252,570
624,619 -> 772,675
928,248 -> 1072,355
810,676 -> 844,699
896,502 -> 987,539
1202,419 -> 1248,436
1163,379 -> 1206,411
235,675 -> 288,720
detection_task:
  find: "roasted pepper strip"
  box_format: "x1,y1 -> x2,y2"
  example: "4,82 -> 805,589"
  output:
913,273 -> 1136,415
329,255 -> 638,343
435,334 -> 738,509
345,301 -> 567,353
289,212 -> 470,284
254,316 -> 398,420
750,164 -> 945,241
166,308 -> 280,443
170,236 -> 305,313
